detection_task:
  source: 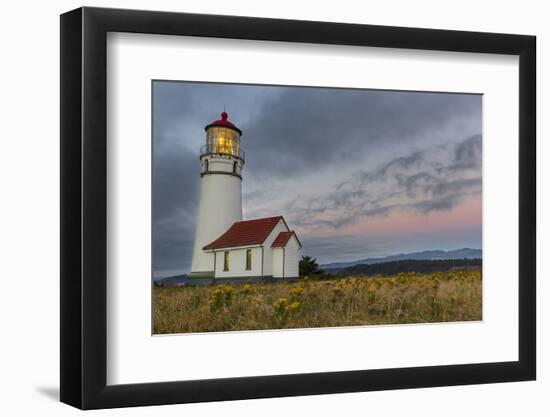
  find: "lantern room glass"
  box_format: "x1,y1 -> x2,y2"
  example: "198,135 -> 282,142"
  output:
206,126 -> 241,157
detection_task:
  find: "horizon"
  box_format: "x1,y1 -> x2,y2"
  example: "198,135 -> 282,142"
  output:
153,82 -> 482,279
154,246 -> 483,280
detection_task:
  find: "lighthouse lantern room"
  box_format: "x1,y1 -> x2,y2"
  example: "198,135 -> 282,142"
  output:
203,111 -> 243,158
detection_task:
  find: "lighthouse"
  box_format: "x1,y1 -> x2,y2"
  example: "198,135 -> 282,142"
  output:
188,112 -> 301,283
189,112 -> 245,279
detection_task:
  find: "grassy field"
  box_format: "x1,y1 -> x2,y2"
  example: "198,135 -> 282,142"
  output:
153,271 -> 482,334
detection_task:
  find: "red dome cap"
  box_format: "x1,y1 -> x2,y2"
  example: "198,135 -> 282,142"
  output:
204,111 -> 242,135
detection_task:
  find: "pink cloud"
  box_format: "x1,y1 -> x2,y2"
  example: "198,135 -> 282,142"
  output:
306,194 -> 482,238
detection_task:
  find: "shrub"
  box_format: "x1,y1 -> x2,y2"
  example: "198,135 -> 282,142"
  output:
240,283 -> 256,295
207,285 -> 235,312
289,286 -> 304,301
273,297 -> 289,321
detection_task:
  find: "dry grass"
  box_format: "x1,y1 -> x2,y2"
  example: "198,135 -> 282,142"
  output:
153,271 -> 482,334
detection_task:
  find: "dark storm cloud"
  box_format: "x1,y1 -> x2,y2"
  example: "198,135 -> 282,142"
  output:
152,83 -> 203,277
153,147 -> 199,277
240,88 -> 480,181
152,81 -> 481,276
452,133 -> 483,169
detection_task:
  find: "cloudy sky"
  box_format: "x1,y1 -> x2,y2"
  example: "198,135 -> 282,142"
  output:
153,81 -> 482,278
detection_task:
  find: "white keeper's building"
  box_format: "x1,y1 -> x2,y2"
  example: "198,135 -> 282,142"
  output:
188,112 -> 301,282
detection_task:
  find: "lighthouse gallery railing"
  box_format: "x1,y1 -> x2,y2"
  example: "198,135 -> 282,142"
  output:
200,144 -> 245,160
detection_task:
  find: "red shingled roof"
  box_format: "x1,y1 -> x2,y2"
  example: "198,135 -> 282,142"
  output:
271,231 -> 295,248
203,216 -> 285,250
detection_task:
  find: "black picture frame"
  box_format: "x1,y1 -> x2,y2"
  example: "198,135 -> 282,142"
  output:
60,6 -> 536,410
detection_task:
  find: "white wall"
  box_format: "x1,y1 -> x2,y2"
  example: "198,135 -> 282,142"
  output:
213,246 -> 262,278
260,220 -> 289,276
205,155 -> 243,176
273,237 -> 300,278
272,247 -> 284,277
283,236 -> 300,278
190,155 -> 243,274
1,1 -> 547,417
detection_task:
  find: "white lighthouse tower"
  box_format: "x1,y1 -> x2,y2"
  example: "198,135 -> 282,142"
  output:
189,112 -> 245,279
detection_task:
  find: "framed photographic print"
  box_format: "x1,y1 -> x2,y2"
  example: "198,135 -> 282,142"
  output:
60,6 -> 536,409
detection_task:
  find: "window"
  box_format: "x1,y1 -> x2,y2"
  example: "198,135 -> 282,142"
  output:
245,249 -> 252,270
223,251 -> 230,271
206,126 -> 240,156
216,137 -> 233,154
233,161 -> 238,174
203,159 -> 209,173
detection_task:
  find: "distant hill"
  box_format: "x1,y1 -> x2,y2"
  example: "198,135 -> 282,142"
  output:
321,248 -> 481,273
154,274 -> 187,287
337,258 -> 481,276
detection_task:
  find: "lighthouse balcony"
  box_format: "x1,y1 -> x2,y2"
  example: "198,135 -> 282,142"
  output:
200,144 -> 245,161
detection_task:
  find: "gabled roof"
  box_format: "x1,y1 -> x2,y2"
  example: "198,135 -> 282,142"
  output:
271,231 -> 302,248
203,216 -> 285,250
